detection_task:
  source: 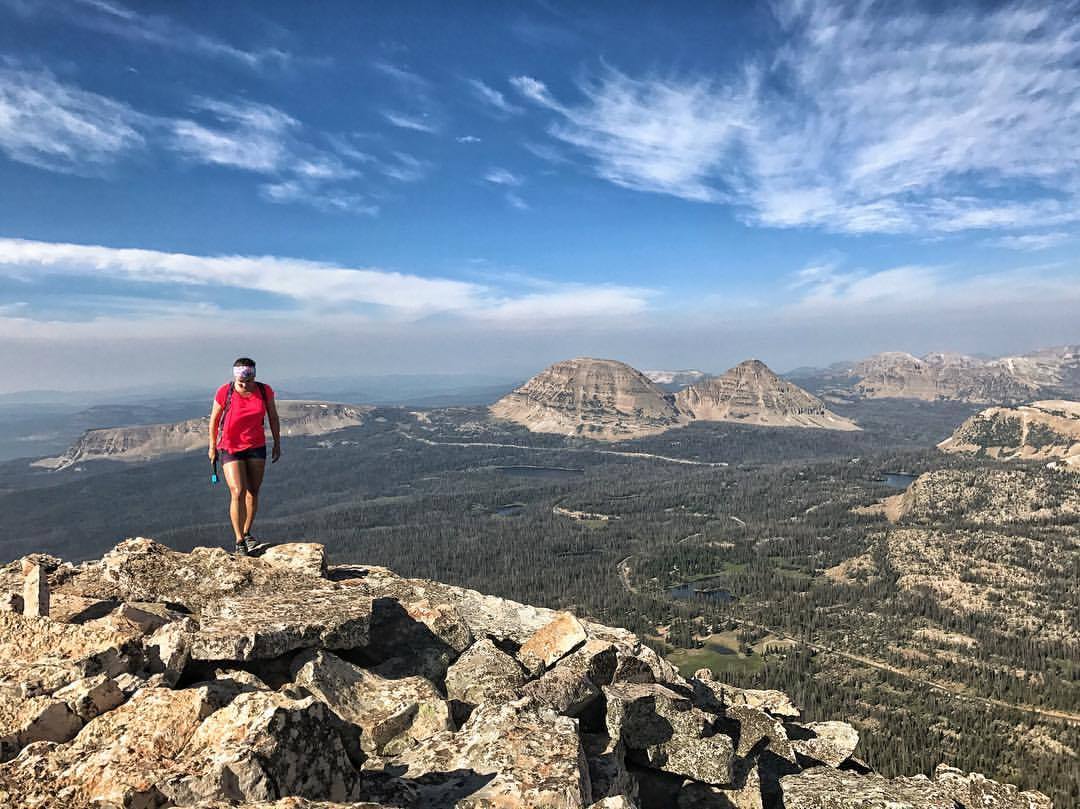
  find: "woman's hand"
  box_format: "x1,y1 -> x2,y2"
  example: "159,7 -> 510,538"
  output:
272,441 -> 281,463
208,445 -> 217,462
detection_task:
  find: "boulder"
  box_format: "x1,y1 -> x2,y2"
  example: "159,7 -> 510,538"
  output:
779,768 -> 956,808
0,685 -> 222,808
677,759 -> 763,808
518,611 -> 588,676
690,671 -> 799,718
444,638 -> 527,708
364,593 -> 473,681
52,673 -> 125,722
604,682 -> 733,786
0,695 -> 82,761
389,697 -> 592,808
291,649 -> 452,755
790,721 -> 859,768
260,543 -> 328,578
933,764 -> 1052,809
146,616 -> 195,686
190,582 -> 372,661
522,662 -> 601,716
726,705 -> 795,762
0,592 -> 22,613
160,691 -> 362,805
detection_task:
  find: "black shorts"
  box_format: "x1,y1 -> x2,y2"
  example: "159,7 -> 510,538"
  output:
219,445 -> 267,464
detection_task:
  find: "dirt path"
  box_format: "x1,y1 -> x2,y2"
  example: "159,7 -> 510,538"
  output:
398,429 -> 727,467
615,556 -> 1080,725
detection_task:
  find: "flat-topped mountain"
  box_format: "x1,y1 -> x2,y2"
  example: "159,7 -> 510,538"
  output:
938,400 -> 1080,470
0,538 -> 1054,808
489,358 -> 685,441
676,360 -> 859,431
32,401 -> 371,470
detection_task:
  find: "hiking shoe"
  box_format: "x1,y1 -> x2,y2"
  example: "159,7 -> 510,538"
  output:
241,534 -> 262,555
234,541 -> 249,558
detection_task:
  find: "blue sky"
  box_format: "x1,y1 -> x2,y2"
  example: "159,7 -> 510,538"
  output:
1,0 -> 1078,392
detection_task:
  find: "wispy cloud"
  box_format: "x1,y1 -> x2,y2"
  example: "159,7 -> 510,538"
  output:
0,238 -> 652,323
988,232 -> 1072,251
380,151 -> 429,183
0,65 -> 146,173
467,78 -> 522,116
516,2 -> 1080,235
382,110 -> 440,134
512,69 -> 748,203
456,135 -> 482,144
15,0 -> 290,69
170,98 -> 297,172
505,192 -> 529,210
483,167 -> 523,187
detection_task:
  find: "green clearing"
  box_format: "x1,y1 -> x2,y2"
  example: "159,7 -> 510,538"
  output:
666,630 -> 766,678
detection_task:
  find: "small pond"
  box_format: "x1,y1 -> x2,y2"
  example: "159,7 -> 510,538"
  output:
494,503 -> 525,516
668,582 -> 736,604
879,472 -> 918,489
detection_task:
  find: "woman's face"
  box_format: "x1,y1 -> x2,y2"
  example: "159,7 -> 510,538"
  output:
233,366 -> 256,390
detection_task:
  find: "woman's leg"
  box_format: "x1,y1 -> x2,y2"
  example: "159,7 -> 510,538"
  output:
223,460 -> 249,544
242,457 -> 266,537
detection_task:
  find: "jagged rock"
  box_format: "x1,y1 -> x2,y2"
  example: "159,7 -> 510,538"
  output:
0,592 -> 22,613
160,691 -> 362,805
790,721 -> 859,767
209,667 -> 271,692
291,649 -> 452,756
52,673 -> 125,722
113,602 -> 177,633
604,682 -> 733,786
146,616 -> 195,686
518,611 -> 589,675
523,661 -> 601,715
444,638 -> 527,708
362,589 -> 473,681
588,623 -> 681,685
0,695 -> 82,761
389,697 -> 592,808
678,761 -> 763,808
21,561 -> 49,618
726,705 -> 795,762
583,733 -> 638,804
0,685 -> 222,808
933,764 -> 1052,809
690,671 -> 799,718
191,581 -> 372,661
779,768 -> 956,808
260,543 -> 329,578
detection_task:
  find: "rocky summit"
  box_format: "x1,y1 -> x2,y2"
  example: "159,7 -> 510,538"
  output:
675,360 -> 859,431
32,402 -> 371,471
938,400 -> 1080,470
850,351 -> 1049,403
0,539 -> 1055,808
490,358 -> 685,441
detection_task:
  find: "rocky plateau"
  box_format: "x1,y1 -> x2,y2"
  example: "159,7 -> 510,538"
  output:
0,538 -> 1054,808
32,402 -> 371,471
938,400 -> 1080,470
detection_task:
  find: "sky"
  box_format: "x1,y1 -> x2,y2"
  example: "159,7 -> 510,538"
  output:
1,0 -> 1079,393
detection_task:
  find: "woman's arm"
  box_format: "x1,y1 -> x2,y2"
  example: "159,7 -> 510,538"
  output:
209,400 -> 223,460
267,397 -> 281,462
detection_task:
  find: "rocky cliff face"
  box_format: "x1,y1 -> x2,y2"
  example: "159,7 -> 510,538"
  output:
938,400 -> 1080,470
490,358 -> 685,441
32,402 -> 371,471
0,539 -> 1054,808
675,360 -> 859,431
851,352 -> 1041,403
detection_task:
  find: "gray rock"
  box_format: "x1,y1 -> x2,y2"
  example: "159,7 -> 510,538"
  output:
790,721 -> 859,767
389,697 -> 592,808
780,768 -> 956,808
933,764 -> 1052,809
678,760 -> 763,808
146,616 -> 195,686
726,704 -> 795,762
690,671 -> 800,718
291,649 -> 452,755
260,543 -> 329,578
444,638 -> 527,708
583,733 -> 639,804
161,691 -> 362,805
604,682 -> 733,786
0,695 -> 82,761
191,582 -> 372,661
517,611 -> 588,676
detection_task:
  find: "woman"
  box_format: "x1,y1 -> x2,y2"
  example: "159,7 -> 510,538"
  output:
208,358 -> 281,556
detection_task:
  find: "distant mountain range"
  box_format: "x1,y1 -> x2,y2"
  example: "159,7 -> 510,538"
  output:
489,357 -> 856,440
791,345 -> 1080,404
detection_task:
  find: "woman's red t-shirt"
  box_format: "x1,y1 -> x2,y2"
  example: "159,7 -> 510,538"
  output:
215,383 -> 274,452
